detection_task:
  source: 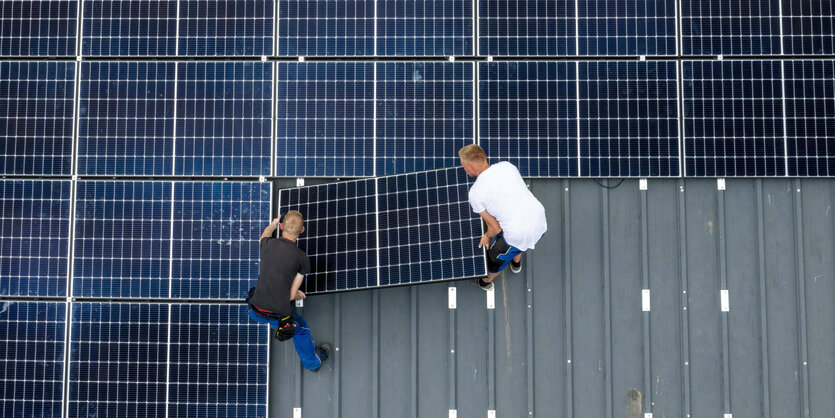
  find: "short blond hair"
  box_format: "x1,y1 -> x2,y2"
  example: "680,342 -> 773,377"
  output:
283,210 -> 304,236
458,144 -> 487,162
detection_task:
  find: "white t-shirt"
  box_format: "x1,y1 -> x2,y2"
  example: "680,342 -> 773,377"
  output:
468,161 -> 547,251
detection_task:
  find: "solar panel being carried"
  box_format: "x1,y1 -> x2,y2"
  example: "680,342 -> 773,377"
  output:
278,167 -> 485,294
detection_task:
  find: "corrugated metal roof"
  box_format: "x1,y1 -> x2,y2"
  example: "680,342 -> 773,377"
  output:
269,178 -> 834,418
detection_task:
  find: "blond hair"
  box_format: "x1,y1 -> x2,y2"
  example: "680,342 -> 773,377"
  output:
458,144 -> 487,162
283,210 -> 304,236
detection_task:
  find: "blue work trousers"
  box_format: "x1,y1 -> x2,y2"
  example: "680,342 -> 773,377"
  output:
248,310 -> 322,370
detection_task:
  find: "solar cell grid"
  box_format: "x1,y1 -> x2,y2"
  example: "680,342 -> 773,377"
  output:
276,62 -> 375,177
176,62 -> 273,176
0,61 -> 75,176
78,62 -> 176,176
478,0 -> 576,56
167,304 -> 267,417
73,181 -> 172,298
171,181 -> 271,299
277,0 -> 375,56
783,60 -> 835,176
376,61 -> 474,176
81,0 -> 179,56
579,61 -> 679,177
577,0 -> 676,56
0,301 -> 66,418
683,60 -> 786,177
377,0 -> 473,56
68,303 -> 169,418
682,0 -> 782,56
479,61 -> 577,177
0,0 -> 77,56
782,0 -> 835,55
0,180 -> 71,297
178,0 -> 274,56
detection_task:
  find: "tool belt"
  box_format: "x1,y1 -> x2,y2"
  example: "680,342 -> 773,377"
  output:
247,287 -> 296,341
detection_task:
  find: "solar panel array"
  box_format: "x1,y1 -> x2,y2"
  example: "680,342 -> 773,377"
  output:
2,1 -> 835,416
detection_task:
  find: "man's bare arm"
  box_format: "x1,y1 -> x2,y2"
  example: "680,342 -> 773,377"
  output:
478,210 -> 502,249
289,273 -> 306,301
261,217 -> 280,240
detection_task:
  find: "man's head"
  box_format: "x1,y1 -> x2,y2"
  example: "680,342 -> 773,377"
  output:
280,210 -> 305,239
458,144 -> 489,177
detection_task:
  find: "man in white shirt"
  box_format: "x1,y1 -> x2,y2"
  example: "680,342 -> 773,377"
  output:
459,144 -> 547,290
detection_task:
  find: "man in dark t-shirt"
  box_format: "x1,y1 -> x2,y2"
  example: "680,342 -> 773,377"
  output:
248,211 -> 330,371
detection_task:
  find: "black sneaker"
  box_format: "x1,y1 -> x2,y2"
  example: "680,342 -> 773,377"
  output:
510,259 -> 521,274
316,343 -> 331,363
471,277 -> 494,291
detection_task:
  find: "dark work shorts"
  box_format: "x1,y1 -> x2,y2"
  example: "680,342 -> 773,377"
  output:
486,232 -> 524,274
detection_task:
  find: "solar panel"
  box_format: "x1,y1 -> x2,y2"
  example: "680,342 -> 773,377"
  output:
0,180 -> 71,297
683,60 -> 786,177
78,62 -> 176,176
376,62 -> 474,176
0,0 -> 77,56
167,304 -> 267,417
175,62 -> 272,176
178,0 -> 274,56
279,167 -> 485,294
68,302 -> 169,417
783,60 -> 835,176
276,62 -> 375,177
579,61 -> 679,177
479,61 -> 577,177
0,61 -> 75,176
478,0 -> 576,56
577,0 -> 676,56
73,181 -> 172,298
0,301 -> 66,417
277,0 -> 375,56
782,0 -> 835,55
681,0 -> 782,55
81,0 -> 178,56
171,181 -> 271,299
377,0 -> 473,56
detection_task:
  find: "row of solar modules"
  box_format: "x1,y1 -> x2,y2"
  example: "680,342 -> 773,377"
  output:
0,0 -> 832,56
3,59 -> 833,178
1,169 -> 484,296
0,301 -> 267,417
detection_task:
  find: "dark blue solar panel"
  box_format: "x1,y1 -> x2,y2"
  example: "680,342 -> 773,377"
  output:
0,180 -> 71,297
69,303 -> 168,417
377,168 -> 484,286
78,62 -> 176,176
168,304 -> 267,417
175,62 -> 272,176
81,1 -> 178,56
280,179 -> 378,293
782,0 -> 835,55
279,167 -> 485,294
579,61 -> 679,177
73,181 -> 172,298
783,60 -> 835,176
577,0 -> 676,56
479,61 -> 577,177
377,0 -> 473,56
682,0 -> 782,55
0,61 -> 75,176
0,301 -> 65,417
0,1 -> 77,56
178,0 -> 274,56
377,62 -> 474,176
171,182 -> 271,299
683,60 -> 786,177
276,62 -> 374,176
479,0 -> 576,56
277,0 -> 375,56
